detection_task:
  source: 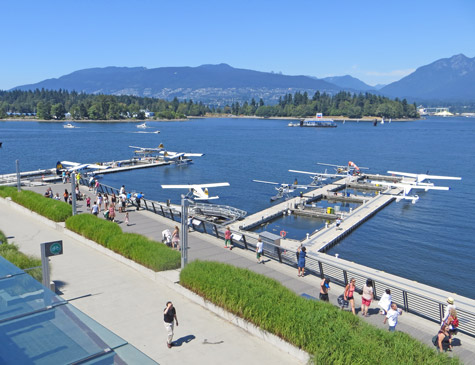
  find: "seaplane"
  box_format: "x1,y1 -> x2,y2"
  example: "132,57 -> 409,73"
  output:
161,182 -> 230,201
129,143 -> 204,163
369,171 -> 461,204
253,179 -> 310,201
317,161 -> 369,175
288,169 -> 346,185
59,161 -> 111,175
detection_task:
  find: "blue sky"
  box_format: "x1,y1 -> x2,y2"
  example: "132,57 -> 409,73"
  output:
1,0 -> 474,90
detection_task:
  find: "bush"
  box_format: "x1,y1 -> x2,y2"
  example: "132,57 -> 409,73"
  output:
180,261 -> 458,365
0,240 -> 42,282
66,214 -> 180,271
0,186 -> 72,222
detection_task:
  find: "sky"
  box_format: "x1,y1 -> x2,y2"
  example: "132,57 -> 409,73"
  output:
1,0 -> 474,90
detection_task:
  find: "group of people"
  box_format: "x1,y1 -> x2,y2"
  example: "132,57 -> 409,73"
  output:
434,297 -> 459,352
162,226 -> 180,250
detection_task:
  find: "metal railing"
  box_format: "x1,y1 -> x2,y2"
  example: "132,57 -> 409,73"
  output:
81,179 -> 475,337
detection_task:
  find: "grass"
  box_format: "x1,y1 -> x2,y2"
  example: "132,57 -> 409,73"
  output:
180,261 -> 458,365
66,214 -> 181,271
0,186 -> 72,222
0,232 -> 42,283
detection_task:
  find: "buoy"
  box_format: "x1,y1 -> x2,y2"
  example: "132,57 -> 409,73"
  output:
280,230 -> 286,238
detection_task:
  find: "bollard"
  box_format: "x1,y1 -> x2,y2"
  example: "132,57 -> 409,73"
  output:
335,253 -> 339,258
306,233 -> 309,239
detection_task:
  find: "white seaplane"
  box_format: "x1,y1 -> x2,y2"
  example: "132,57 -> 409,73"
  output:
288,169 -> 346,185
370,171 -> 461,204
253,179 -> 310,201
129,143 -> 204,163
59,161 -> 111,174
317,161 -> 369,175
161,182 -> 230,201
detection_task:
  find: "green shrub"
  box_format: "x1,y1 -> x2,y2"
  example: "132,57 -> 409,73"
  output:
180,261 -> 458,365
66,214 -> 180,271
0,186 -> 72,222
0,241 -> 42,282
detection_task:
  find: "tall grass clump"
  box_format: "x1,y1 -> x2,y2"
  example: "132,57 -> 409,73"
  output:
0,186 -> 72,222
66,214 -> 180,271
0,240 -> 42,282
180,261 -> 458,365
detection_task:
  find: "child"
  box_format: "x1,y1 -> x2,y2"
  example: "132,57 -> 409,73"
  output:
125,212 -> 129,226
86,196 -> 91,208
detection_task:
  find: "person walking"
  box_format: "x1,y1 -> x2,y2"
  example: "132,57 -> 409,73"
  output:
88,176 -> 94,191
436,324 -> 452,352
383,302 -> 403,332
97,193 -> 103,212
86,196 -> 91,208
108,204 -> 115,222
163,301 -> 179,348
256,238 -> 264,263
224,226 -> 232,249
320,278 -> 330,301
378,289 -> 392,315
335,216 -> 342,230
62,171 -> 66,184
344,278 -> 357,315
444,308 -> 459,337
136,192 -> 143,210
172,226 -> 180,250
94,179 -> 100,194
125,212 -> 129,226
91,201 -> 99,216
361,279 -> 374,317
442,297 -> 456,325
297,247 -> 306,277
63,189 -> 69,203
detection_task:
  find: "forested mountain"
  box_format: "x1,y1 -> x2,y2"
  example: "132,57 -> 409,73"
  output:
0,89 -> 418,120
322,75 -> 376,91
380,54 -> 475,101
11,64 -> 342,106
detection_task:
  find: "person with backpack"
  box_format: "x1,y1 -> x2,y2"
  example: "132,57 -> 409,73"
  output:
434,324 -> 452,352
445,308 -> 459,336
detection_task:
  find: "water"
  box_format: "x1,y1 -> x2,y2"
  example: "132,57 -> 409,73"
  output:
1,117 -> 474,298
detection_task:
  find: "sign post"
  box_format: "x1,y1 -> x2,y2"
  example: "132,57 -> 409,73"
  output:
40,240 -> 63,289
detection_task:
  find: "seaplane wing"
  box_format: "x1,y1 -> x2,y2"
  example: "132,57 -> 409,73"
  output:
129,144 -> 164,152
253,180 -> 280,185
289,169 -> 344,178
161,183 -> 230,189
387,171 -> 462,182
85,164 -> 110,170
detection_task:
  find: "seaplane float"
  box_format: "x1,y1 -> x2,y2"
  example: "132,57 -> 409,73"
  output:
253,179 -> 312,201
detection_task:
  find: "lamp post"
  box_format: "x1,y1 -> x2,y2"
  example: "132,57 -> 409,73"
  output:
180,195 -> 190,269
71,172 -> 77,216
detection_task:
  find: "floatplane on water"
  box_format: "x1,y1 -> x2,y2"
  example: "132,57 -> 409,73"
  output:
161,182 -> 230,201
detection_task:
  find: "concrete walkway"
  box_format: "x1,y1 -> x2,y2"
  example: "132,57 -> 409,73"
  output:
19,183 -> 475,364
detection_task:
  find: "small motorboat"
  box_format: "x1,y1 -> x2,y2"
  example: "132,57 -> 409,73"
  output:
137,123 -> 147,129
63,123 -> 77,129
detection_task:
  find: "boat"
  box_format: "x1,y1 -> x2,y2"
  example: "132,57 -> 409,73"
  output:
137,123 -> 147,129
63,123 -> 78,129
288,114 -> 336,128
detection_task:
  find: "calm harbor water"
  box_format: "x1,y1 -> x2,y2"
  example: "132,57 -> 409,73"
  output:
1,117 -> 474,298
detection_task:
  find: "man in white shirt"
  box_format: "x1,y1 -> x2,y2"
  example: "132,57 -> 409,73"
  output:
383,303 -> 402,332
256,238 -> 264,264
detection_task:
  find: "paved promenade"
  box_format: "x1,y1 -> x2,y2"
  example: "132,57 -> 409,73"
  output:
9,182 -> 475,364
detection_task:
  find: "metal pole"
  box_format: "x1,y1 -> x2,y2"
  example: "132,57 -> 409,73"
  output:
71,172 -> 77,216
16,160 -> 21,192
40,243 -> 50,289
181,195 -> 189,269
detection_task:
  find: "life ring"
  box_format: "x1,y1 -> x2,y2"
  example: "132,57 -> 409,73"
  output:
280,230 -> 287,238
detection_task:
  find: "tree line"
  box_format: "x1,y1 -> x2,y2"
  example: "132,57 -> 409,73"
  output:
0,89 -> 418,120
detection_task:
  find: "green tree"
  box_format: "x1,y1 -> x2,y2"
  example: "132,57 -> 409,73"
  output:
36,102 -> 51,120
51,103 -> 66,120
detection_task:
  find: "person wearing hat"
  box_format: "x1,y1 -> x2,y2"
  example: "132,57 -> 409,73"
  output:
442,297 -> 456,327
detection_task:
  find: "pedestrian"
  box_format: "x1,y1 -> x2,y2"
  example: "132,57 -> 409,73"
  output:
108,204 -> 115,222
91,201 -> 99,216
119,185 -> 125,195
136,192 -> 143,210
88,176 -> 94,190
336,216 -> 342,230
256,238 -> 264,263
298,246 -> 306,277
188,216 -> 194,232
54,193 -> 61,200
162,229 -> 172,247
224,226 -> 232,249
63,189 -> 69,203
76,171 -> 81,185
86,196 -> 91,208
435,324 -> 452,352
361,279 -> 374,317
125,212 -> 129,226
383,302 -> 403,332
442,297 -> 456,326
172,226 -> 180,250
444,308 -> 459,337
163,301 -> 179,349
104,194 -> 109,210
97,193 -> 103,212
378,289 -> 392,315
344,278 -> 357,315
62,170 -> 66,184
111,193 -> 117,209
320,278 -> 330,301
119,194 -> 126,213
94,179 -> 100,194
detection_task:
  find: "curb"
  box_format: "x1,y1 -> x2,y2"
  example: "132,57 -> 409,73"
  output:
0,197 -> 311,363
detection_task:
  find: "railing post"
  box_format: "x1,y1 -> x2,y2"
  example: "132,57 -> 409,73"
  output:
169,208 -> 174,221
439,303 -> 445,323
242,235 -> 248,250
202,221 -> 207,234
343,270 -> 348,285
276,247 -> 282,263
403,291 -> 409,313
151,202 -> 157,214
160,205 -> 165,217
213,225 -> 219,238
144,200 -> 148,210
318,261 -> 324,279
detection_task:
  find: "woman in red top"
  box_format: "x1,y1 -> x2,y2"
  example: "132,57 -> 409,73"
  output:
344,278 -> 357,315
224,227 -> 232,249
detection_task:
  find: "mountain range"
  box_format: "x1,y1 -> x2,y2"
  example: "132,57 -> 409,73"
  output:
11,54 -> 475,104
